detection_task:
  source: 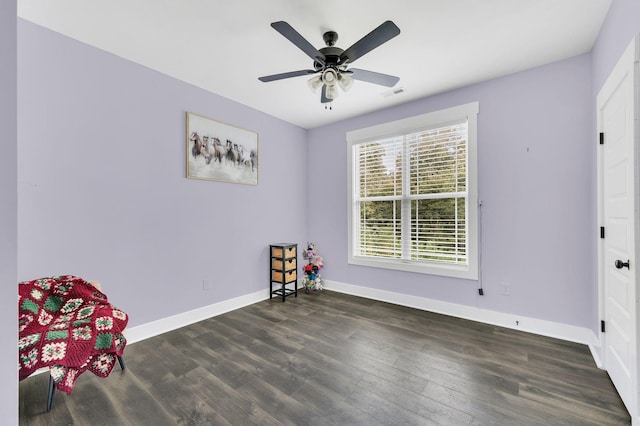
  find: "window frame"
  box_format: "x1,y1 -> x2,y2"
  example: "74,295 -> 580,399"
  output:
347,102 -> 479,280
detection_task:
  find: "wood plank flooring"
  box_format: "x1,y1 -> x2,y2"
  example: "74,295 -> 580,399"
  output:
19,290 -> 631,425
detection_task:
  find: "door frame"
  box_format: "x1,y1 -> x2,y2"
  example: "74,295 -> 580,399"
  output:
597,34 -> 640,423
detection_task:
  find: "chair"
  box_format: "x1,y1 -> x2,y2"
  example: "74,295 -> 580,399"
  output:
18,275 -> 128,412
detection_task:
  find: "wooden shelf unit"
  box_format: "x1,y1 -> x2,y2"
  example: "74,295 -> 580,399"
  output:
269,243 -> 298,302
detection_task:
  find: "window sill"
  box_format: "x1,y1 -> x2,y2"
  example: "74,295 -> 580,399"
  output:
348,255 -> 478,280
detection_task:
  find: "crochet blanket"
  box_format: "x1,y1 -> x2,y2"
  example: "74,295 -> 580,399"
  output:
18,275 -> 128,394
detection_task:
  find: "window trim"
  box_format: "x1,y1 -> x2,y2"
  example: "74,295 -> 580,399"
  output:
347,102 -> 479,280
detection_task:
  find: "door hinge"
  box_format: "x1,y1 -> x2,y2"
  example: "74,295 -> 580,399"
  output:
601,320 -> 606,333
600,227 -> 605,238
599,132 -> 604,145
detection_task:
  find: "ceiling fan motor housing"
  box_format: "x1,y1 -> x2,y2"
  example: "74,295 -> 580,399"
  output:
317,46 -> 344,68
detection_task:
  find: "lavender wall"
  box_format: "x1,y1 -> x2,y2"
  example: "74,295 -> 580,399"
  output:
592,0 -> 640,92
1,1 -> 18,423
17,20 -> 308,327
308,54 -> 594,328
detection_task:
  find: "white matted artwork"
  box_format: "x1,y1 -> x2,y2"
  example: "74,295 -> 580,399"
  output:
186,112 -> 258,185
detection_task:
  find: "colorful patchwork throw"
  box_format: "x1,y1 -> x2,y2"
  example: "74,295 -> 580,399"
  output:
18,275 -> 128,394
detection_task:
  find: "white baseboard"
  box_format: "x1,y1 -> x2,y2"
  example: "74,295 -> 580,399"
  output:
124,289 -> 269,344
323,279 -> 602,361
122,281 -> 604,370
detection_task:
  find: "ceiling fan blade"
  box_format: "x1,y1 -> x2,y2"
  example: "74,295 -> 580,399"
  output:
321,85 -> 331,103
339,21 -> 400,64
258,69 -> 317,82
271,21 -> 326,64
348,68 -> 400,87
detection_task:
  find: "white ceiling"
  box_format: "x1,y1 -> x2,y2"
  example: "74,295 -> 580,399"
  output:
18,0 -> 612,129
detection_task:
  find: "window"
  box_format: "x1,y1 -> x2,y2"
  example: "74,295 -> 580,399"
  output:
347,102 -> 478,280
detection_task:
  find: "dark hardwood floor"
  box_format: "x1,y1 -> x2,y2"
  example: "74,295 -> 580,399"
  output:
19,290 -> 631,425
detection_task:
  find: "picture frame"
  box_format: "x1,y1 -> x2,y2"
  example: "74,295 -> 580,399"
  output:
186,112 -> 258,185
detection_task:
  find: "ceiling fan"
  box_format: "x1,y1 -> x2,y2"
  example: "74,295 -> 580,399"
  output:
258,20 -> 401,104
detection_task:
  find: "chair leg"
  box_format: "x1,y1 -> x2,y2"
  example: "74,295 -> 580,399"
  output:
45,356 -> 124,412
46,375 -> 55,412
117,355 -> 125,370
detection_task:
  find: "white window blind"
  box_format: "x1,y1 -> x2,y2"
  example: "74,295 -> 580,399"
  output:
348,102 -> 478,279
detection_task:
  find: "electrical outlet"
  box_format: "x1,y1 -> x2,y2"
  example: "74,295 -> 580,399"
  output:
501,283 -> 511,296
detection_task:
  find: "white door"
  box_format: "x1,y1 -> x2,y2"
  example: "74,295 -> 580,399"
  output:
598,35 -> 639,421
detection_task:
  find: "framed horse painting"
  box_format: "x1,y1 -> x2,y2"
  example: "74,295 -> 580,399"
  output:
186,112 -> 259,185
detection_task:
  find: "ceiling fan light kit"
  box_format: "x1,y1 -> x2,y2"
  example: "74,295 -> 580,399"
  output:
326,84 -> 339,100
259,20 -> 401,106
338,73 -> 354,92
307,75 -> 323,93
322,68 -> 338,86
